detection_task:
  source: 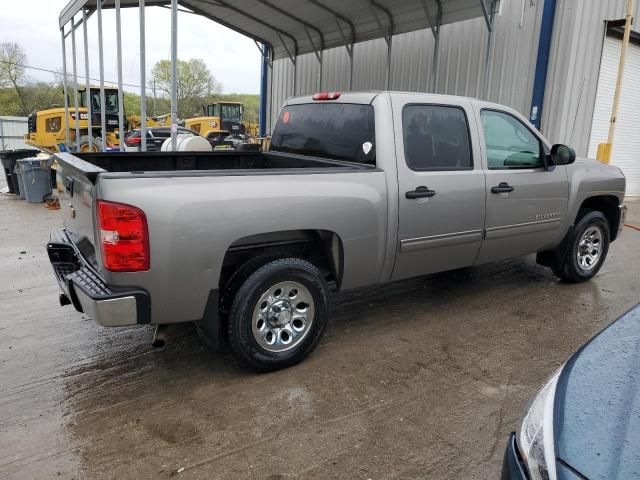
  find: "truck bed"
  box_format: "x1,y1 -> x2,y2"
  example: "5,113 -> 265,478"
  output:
62,150 -> 372,183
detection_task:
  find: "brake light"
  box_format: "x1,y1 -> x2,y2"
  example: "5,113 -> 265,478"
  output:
96,200 -> 150,272
125,135 -> 141,146
312,91 -> 341,100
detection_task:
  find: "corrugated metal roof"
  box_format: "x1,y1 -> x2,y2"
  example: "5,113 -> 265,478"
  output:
60,0 -> 487,60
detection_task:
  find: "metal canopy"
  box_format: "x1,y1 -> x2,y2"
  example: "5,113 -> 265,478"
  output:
61,0 -> 486,60
59,0 -> 495,143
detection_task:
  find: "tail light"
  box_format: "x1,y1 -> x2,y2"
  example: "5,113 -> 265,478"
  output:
312,91 -> 341,100
96,200 -> 150,272
125,135 -> 141,146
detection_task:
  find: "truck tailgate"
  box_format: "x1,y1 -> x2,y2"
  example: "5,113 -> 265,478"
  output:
53,152 -> 105,250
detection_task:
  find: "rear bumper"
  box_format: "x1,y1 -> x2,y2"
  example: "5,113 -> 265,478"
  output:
47,229 -> 150,327
501,433 -> 529,480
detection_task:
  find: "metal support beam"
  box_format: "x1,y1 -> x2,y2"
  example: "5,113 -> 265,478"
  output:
259,43 -> 269,137
61,29 -> 70,147
71,20 -> 80,150
170,0 -> 178,150
481,0 -> 497,98
307,0 -> 356,89
82,9 -> 92,150
370,1 -> 394,90
421,0 -> 442,92
139,0 -> 147,152
115,0 -> 125,151
97,0 -> 107,151
432,1 -> 442,92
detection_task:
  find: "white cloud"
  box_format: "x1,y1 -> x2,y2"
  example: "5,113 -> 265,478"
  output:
0,1 -> 261,94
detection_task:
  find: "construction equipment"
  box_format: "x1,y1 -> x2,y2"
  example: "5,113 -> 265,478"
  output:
25,87 -> 119,152
184,102 -> 258,141
24,87 -> 168,153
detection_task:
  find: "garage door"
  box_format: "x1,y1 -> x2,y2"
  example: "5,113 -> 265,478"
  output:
588,35 -> 640,196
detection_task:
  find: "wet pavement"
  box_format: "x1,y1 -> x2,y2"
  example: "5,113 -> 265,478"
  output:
1,181 -> 639,480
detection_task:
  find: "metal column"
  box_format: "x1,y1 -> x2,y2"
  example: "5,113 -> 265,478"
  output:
115,0 -> 125,151
97,0 -> 107,151
71,20 -> 80,150
170,0 -> 178,150
139,0 -> 147,152
82,9 -> 92,150
421,0 -> 442,92
61,29 -> 70,147
480,0 -> 497,99
259,43 -> 270,137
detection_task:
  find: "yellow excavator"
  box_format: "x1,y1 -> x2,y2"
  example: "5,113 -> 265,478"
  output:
24,87 -> 167,153
184,102 -> 258,141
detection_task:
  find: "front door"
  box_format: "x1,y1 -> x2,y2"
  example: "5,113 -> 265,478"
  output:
473,107 -> 569,264
392,95 -> 486,281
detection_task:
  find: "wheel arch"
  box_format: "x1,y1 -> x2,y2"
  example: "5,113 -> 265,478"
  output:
219,229 -> 344,296
577,195 -> 621,241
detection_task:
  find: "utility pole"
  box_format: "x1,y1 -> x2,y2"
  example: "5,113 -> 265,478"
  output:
597,0 -> 635,163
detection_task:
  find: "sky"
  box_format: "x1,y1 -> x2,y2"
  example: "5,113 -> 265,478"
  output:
0,0 -> 262,94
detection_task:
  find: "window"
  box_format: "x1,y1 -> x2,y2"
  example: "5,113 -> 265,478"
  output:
402,105 -> 472,171
480,110 -> 543,169
271,103 -> 376,164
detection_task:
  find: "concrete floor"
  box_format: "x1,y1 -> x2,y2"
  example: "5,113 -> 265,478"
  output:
1,179 -> 639,480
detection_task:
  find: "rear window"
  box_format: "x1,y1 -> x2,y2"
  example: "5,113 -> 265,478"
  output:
270,103 -> 375,164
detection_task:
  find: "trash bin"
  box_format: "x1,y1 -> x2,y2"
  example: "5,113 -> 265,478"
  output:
14,165 -> 25,199
17,158 -> 52,203
0,149 -> 39,195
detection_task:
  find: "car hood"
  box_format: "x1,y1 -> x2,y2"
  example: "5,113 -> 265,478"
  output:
554,305 -> 640,479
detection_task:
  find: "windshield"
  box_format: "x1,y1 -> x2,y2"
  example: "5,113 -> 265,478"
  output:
86,90 -> 119,114
270,103 -> 376,164
220,104 -> 242,123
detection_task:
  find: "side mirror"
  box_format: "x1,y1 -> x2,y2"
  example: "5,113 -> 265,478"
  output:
550,144 -> 576,166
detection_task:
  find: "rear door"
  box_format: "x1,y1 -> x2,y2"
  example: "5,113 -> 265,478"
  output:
473,107 -> 569,264
391,95 -> 486,281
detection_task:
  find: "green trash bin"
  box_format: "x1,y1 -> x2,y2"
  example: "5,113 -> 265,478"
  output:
17,158 -> 52,203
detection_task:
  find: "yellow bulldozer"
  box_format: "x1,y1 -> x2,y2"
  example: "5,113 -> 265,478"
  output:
184,102 -> 258,142
24,87 -> 168,153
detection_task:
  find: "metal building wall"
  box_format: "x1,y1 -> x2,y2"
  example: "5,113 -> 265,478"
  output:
267,0 -> 546,132
543,0 -> 640,156
0,117 -> 29,150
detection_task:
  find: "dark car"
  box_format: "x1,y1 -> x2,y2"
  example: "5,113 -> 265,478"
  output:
503,304 -> 640,480
124,126 -> 197,152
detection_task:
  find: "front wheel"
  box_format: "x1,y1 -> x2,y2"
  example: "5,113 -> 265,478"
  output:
226,258 -> 329,372
554,210 -> 610,282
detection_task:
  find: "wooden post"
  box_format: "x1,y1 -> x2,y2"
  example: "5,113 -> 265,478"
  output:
597,0 -> 635,163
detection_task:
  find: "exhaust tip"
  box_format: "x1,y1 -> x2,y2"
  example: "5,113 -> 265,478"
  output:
152,325 -> 168,348
59,294 -> 72,306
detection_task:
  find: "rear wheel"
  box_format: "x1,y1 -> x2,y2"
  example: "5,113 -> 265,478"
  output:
554,210 -> 610,282
78,135 -> 103,152
226,258 -> 329,372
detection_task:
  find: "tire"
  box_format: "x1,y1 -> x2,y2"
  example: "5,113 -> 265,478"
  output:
77,135 -> 103,153
554,210 -> 610,283
226,258 -> 329,372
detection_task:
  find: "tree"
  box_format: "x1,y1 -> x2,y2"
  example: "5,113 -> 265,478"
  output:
151,58 -> 222,117
0,42 -> 29,115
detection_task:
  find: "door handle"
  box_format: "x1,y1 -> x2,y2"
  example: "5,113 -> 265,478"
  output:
491,182 -> 514,194
406,186 -> 436,199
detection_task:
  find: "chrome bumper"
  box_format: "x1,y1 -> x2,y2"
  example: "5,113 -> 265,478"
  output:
47,229 -> 150,327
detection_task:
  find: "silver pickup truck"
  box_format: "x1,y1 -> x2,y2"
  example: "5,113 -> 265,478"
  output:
47,91 -> 626,371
